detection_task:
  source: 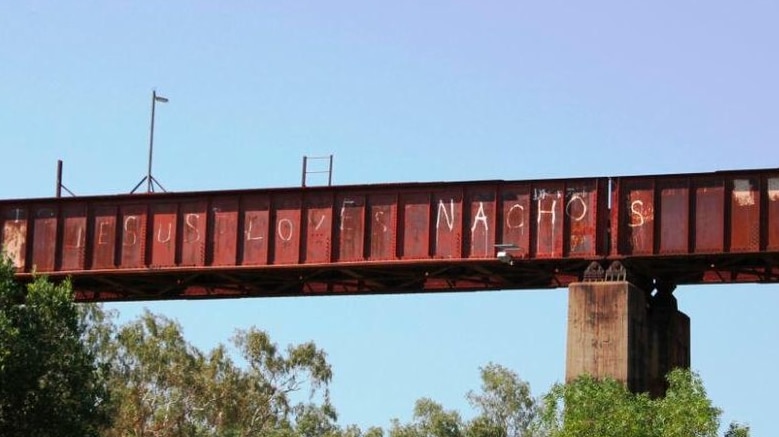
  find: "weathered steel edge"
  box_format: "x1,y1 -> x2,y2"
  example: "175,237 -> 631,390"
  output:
3,166 -> 776,204
10,251 -> 776,303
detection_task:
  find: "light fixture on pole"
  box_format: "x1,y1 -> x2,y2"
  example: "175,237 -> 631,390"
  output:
131,90 -> 169,193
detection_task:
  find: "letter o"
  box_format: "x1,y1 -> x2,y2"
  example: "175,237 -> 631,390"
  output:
277,218 -> 294,241
566,195 -> 588,222
506,204 -> 525,229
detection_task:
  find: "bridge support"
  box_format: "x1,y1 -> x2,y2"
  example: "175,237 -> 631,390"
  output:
565,281 -> 690,396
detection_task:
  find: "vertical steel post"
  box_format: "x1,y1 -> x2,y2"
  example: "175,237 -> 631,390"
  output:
301,156 -> 308,187
56,160 -> 63,198
147,91 -> 157,193
328,154 -> 333,186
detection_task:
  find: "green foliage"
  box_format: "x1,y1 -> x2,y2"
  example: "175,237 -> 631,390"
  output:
0,252 -> 750,437
389,398 -> 464,437
334,424 -> 385,437
539,375 -> 652,437
0,258 -> 112,436
466,363 -> 537,437
386,365 -> 744,437
539,369 -> 720,437
388,363 -> 539,437
92,309 -> 335,436
106,310 -> 206,436
724,422 -> 750,437
656,369 -> 721,437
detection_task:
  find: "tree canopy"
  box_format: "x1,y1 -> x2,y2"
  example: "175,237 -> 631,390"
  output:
539,369 -> 726,437
0,258 -> 112,436
96,309 -> 335,436
0,261 -> 752,436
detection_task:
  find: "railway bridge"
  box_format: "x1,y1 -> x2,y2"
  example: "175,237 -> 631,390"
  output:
3,167 -> 778,395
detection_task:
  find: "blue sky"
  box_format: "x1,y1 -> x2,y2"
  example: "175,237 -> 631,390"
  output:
2,1 -> 778,433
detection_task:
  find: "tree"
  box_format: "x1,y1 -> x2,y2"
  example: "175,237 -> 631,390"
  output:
655,369 -> 721,437
105,310 -> 206,436
0,258 -> 112,436
724,422 -> 750,437
538,369 -> 720,437
466,363 -> 538,437
99,310 -> 335,436
389,398 -> 464,437
73,290 -> 750,437
377,364 -> 749,437
538,374 -> 653,437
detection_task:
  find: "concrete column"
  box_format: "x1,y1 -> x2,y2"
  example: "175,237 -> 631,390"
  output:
647,290 -> 690,397
565,281 -> 690,396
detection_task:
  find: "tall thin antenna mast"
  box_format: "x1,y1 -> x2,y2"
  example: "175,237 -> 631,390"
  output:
131,90 -> 169,193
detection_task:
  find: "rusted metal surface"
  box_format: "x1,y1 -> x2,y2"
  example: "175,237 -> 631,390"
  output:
61,204 -> 86,271
769,177 -> 779,251
1,169 -> 778,302
612,169 -> 779,256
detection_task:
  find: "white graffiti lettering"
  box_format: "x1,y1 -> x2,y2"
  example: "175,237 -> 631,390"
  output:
66,226 -> 84,249
436,199 -> 455,231
629,200 -> 645,228
506,204 -> 525,229
340,200 -> 355,231
97,221 -> 111,245
184,213 -> 200,243
471,202 -> 490,255
278,218 -> 294,242
157,223 -> 172,243
246,217 -> 264,241
471,202 -> 489,233
537,200 -> 557,225
565,194 -> 588,222
534,189 -> 562,201
374,211 -> 388,233
311,213 -> 326,231
123,216 -> 138,246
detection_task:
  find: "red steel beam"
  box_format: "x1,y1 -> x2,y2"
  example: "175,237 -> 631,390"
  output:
1,169 -> 778,302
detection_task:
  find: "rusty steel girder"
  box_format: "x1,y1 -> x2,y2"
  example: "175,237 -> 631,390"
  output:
1,169 -> 778,302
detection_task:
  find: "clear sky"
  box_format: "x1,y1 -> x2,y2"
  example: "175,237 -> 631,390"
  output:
2,1 -> 778,434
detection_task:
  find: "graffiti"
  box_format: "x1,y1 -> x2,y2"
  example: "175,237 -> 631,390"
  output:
156,223 -> 173,244
628,200 -> 653,228
506,203 -> 525,229
340,199 -> 355,231
66,226 -> 84,249
566,194 -> 588,222
277,218 -> 294,242
184,214 -> 200,243
436,199 -> 455,231
123,216 -> 138,246
97,221 -> 112,245
245,216 -> 265,241
374,211 -> 388,233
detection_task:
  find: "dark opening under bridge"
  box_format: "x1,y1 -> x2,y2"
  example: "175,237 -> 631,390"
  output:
3,167 -> 779,395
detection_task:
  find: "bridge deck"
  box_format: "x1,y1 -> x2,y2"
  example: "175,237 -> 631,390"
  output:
3,168 -> 778,301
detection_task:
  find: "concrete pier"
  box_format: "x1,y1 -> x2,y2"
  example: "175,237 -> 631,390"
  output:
565,281 -> 689,396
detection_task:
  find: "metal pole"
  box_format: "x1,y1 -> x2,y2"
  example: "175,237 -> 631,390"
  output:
147,90 -> 157,193
56,160 -> 63,198
328,154 -> 333,186
301,156 -> 308,187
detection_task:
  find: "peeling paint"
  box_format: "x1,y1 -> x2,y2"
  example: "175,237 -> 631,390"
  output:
2,223 -> 26,269
769,178 -> 779,201
733,179 -> 756,206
